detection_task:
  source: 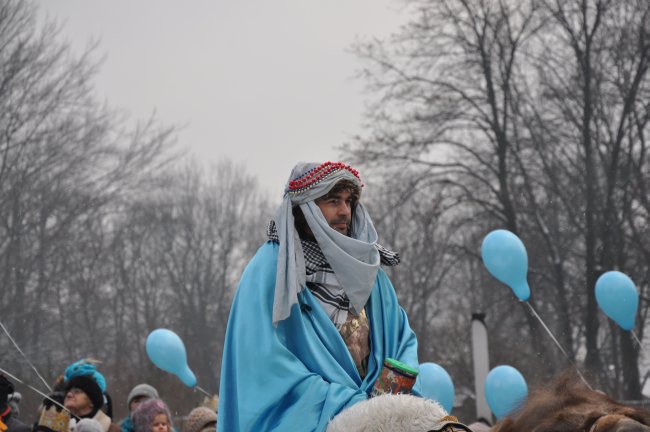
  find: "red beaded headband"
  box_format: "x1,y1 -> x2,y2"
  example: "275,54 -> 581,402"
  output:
288,161 -> 363,195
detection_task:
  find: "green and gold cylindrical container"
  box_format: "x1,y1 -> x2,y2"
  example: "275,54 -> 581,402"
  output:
371,358 -> 419,397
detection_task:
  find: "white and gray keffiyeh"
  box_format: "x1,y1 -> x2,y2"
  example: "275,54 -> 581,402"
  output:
267,221 -> 399,327
268,162 -> 400,325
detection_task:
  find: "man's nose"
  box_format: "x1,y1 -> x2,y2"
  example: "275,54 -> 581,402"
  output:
338,202 -> 351,217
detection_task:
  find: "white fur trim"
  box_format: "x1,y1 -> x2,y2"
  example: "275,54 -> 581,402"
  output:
327,394 -> 448,432
92,411 -> 111,432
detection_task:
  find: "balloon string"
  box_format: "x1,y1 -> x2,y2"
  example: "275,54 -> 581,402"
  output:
631,330 -> 644,353
0,320 -> 52,392
195,385 -> 212,398
524,301 -> 593,390
0,367 -> 75,418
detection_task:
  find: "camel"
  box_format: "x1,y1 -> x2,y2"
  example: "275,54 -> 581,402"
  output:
327,373 -> 650,432
490,373 -> 650,432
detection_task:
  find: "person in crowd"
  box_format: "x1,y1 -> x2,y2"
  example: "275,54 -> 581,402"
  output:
119,384 -> 159,432
182,407 -> 216,432
62,359 -> 119,432
0,375 -> 30,432
34,376 -> 68,432
131,399 -> 172,432
6,391 -> 21,420
217,162 -> 420,431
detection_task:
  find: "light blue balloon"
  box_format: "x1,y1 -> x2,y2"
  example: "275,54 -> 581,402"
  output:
485,365 -> 528,419
481,230 -> 530,301
595,271 -> 638,331
146,328 -> 197,388
414,363 -> 455,413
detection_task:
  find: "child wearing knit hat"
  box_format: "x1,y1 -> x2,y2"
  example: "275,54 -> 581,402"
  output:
127,385 -> 159,414
131,399 -> 172,432
119,384 -> 160,432
182,407 -> 216,432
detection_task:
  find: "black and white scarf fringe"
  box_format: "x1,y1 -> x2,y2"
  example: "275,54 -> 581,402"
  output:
267,220 -> 399,328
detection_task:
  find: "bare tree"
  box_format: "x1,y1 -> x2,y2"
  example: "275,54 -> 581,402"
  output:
0,0 -> 175,417
105,159 -> 271,416
348,0 -> 650,398
530,0 -> 650,396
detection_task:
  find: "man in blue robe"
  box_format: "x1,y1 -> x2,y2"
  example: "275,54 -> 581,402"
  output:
217,162 -> 419,431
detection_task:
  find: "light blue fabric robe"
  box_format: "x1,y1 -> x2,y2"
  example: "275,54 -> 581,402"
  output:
217,242 -> 419,432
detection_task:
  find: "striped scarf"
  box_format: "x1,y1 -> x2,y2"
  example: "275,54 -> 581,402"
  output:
267,220 -> 399,328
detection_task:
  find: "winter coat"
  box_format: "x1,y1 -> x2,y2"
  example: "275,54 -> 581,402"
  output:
73,410 -> 119,432
119,416 -> 134,432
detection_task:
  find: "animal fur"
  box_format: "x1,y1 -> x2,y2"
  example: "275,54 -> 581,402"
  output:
326,394 -> 447,432
493,372 -> 650,432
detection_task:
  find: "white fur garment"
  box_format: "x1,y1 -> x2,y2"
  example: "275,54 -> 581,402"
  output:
327,394 -> 448,432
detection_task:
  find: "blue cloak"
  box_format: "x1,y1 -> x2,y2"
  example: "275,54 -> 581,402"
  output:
217,242 -> 419,432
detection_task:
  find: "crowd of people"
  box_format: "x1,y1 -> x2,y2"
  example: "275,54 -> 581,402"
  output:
0,360 -> 217,432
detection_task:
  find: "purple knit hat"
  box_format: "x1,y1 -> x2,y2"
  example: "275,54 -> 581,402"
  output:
132,399 -> 172,432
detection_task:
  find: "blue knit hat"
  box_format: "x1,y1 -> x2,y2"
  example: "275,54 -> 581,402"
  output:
63,359 -> 106,414
64,359 -> 106,392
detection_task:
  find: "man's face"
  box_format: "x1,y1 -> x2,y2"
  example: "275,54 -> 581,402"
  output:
130,395 -> 149,413
315,189 -> 353,235
64,388 -> 93,416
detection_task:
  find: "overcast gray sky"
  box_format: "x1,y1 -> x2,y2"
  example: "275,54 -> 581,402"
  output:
38,1 -> 405,196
